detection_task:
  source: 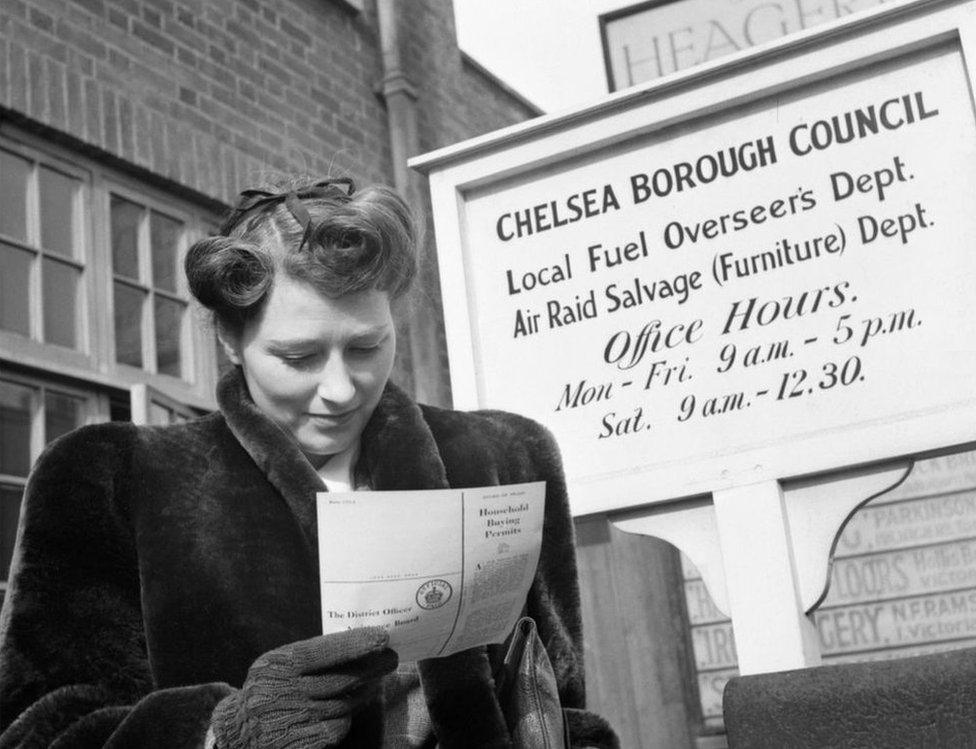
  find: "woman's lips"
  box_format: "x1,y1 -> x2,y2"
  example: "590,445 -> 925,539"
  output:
306,410 -> 356,426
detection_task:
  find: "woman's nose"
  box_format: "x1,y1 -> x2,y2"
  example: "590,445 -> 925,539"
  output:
316,357 -> 356,405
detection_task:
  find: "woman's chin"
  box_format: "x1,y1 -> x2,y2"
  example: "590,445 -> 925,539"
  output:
301,442 -> 336,459
299,436 -> 353,466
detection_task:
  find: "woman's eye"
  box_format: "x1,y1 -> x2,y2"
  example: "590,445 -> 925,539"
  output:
279,353 -> 315,365
348,344 -> 379,355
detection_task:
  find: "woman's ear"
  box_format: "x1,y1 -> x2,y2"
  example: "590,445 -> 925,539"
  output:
216,322 -> 242,366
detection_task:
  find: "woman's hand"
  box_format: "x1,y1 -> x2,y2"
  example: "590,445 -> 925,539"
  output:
210,626 -> 397,748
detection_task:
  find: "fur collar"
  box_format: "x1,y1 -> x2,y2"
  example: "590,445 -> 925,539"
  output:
216,368 -> 450,556
217,368 -> 507,745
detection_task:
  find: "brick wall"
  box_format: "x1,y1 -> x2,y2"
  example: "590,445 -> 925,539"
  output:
460,55 -> 542,136
0,0 -> 538,401
378,0 -> 541,404
0,0 -> 533,206
2,0 -> 390,202
397,3 -> 540,158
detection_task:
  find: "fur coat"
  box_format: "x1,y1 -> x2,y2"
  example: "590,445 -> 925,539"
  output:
0,369 -> 617,748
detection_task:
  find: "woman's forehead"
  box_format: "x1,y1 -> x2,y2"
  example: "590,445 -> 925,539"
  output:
254,276 -> 392,336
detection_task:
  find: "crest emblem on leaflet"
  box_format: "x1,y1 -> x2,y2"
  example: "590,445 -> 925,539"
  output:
416,579 -> 453,610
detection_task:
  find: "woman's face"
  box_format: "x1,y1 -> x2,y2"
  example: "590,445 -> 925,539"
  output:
223,275 -> 396,467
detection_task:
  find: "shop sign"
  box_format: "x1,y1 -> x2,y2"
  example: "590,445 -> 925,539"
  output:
835,489 -> 976,555
682,453 -> 976,725
600,0 -> 894,90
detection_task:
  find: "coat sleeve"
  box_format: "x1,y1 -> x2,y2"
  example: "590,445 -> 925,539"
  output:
0,426 -> 232,748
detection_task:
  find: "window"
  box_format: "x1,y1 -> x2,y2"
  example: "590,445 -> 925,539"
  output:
130,383 -> 200,425
109,194 -> 190,378
0,128 -> 223,602
0,375 -> 93,606
0,129 -> 222,408
0,148 -> 87,351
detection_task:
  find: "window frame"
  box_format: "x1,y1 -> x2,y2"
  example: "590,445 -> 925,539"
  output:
130,382 -> 203,426
0,370 -> 105,594
103,180 -> 196,383
0,138 -> 94,371
0,125 -> 222,410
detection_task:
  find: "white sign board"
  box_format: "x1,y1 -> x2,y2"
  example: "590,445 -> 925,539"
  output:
413,0 -> 976,516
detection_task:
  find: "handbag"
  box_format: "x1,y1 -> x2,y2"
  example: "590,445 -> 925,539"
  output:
495,616 -> 572,749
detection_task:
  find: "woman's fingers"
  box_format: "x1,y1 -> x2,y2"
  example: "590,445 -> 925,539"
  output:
290,626 -> 391,673
305,680 -> 387,720
300,647 -> 399,697
284,718 -> 354,745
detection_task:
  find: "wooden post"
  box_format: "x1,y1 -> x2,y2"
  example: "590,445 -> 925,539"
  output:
612,461 -> 912,675
713,480 -> 821,673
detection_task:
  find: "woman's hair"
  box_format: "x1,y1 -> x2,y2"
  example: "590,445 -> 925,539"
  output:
185,177 -> 416,333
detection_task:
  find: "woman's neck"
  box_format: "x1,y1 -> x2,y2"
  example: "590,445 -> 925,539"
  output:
311,441 -> 360,492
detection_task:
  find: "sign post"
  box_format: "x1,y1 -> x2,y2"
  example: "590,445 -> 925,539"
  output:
615,462 -> 912,672
412,0 -> 976,675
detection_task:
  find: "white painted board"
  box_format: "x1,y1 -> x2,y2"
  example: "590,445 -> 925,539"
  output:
414,0 -> 976,515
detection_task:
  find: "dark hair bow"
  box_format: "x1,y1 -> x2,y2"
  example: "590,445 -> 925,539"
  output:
221,177 -> 356,251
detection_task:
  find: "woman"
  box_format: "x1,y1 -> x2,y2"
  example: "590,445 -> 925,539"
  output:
0,178 -> 617,748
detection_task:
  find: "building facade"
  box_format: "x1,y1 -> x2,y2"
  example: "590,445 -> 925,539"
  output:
0,2 -> 734,746
0,0 -> 540,601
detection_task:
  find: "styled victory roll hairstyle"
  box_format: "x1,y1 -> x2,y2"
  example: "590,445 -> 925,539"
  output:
185,177 -> 417,332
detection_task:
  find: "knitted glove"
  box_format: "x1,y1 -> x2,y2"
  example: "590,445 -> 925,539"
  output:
210,626 -> 397,748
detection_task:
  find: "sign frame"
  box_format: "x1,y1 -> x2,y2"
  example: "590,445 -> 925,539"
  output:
411,0 -> 976,520
598,0 -> 896,92
599,0 -> 670,93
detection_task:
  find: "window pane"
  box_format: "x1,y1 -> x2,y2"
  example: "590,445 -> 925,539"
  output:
42,258 -> 80,348
0,380 -> 34,477
0,242 -> 32,336
154,296 -> 185,377
44,391 -> 84,443
150,211 -> 182,293
111,195 -> 141,279
114,282 -> 144,368
1,484 -> 24,582
109,396 -> 131,422
0,150 -> 30,243
149,402 -> 172,425
39,167 -> 78,257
